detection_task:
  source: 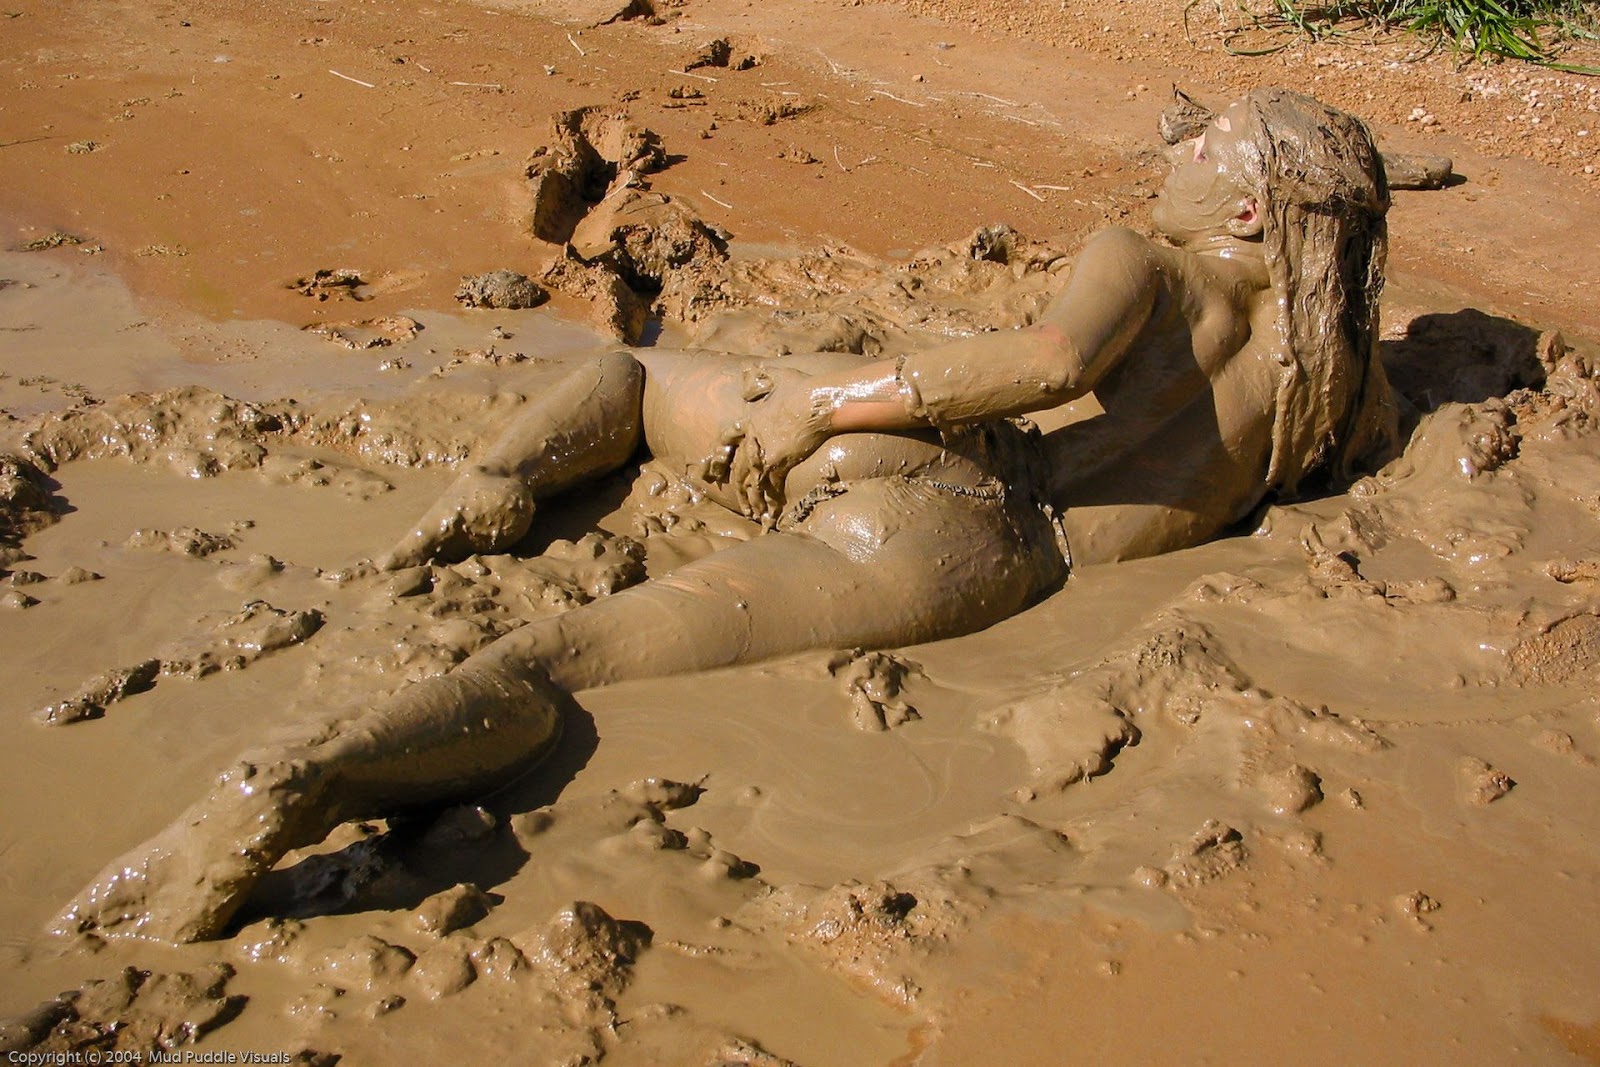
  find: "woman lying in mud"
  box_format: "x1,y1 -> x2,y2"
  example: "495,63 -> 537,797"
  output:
56,88 -> 1398,943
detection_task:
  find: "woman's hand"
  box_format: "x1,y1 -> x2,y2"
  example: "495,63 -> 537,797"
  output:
720,383 -> 833,527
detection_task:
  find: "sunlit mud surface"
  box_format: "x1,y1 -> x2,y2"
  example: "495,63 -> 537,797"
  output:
5,216 -> 1600,1063
5,0 -> 1600,1060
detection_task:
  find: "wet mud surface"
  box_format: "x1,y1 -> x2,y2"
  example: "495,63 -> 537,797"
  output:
6,0 -> 1600,1063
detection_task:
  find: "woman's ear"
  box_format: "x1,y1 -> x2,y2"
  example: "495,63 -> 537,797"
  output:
1226,197 -> 1263,238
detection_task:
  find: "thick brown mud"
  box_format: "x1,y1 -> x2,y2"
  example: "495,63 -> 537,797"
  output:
5,0 -> 1600,1063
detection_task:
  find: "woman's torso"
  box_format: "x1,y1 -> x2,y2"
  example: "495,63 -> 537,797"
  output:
1041,243 -> 1284,563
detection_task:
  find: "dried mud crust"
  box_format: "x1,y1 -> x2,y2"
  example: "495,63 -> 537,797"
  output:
501,107 -> 1070,348
888,0 -> 1600,180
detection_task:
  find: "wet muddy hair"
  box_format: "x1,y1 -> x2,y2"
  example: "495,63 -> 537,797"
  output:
1241,88 -> 1399,496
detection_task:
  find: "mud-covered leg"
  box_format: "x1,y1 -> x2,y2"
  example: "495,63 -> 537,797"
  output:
380,350 -> 645,569
57,482 -> 1059,943
53,664 -> 566,943
475,477 -> 1064,689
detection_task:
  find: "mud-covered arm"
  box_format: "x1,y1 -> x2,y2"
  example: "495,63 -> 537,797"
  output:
727,229 -> 1163,521
834,227 -> 1163,429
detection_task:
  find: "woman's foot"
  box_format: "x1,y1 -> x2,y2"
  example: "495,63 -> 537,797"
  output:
52,754 -> 333,944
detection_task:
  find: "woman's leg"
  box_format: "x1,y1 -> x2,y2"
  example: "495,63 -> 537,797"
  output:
56,480 -> 1064,942
52,666 -> 570,943
379,350 -> 645,569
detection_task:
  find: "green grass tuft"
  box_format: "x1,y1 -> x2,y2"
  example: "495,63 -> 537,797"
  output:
1185,0 -> 1600,72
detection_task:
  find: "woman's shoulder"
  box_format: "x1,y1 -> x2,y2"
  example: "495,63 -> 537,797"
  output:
1076,227 -> 1199,290
1078,225 -> 1163,261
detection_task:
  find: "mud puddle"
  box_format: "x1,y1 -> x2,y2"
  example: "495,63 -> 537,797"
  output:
5,28 -> 1600,1058
6,259 -> 1600,1064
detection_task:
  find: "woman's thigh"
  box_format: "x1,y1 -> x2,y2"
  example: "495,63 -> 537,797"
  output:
476,477 -> 1066,691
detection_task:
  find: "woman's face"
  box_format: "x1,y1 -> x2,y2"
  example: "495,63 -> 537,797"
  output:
1152,100 -> 1260,246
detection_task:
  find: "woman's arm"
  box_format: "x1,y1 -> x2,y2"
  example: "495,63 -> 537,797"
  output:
895,227 -> 1163,424
728,228 -> 1164,520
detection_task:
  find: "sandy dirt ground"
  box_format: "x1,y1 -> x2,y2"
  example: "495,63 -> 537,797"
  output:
4,0 -> 1600,1063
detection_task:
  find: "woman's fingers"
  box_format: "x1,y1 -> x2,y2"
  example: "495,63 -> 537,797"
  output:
735,436 -> 764,519
757,466 -> 787,527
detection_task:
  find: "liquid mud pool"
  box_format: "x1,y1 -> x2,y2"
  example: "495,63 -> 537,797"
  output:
4,0 -> 1600,1062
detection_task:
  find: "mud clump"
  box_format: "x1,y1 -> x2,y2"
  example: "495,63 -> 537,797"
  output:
574,192 -> 729,294
0,453 -> 57,564
658,223 -> 1068,358
732,98 -> 814,126
35,601 -> 324,725
1167,820 -> 1248,888
536,0 -> 669,28
18,387 -> 284,477
415,882 -> 494,935
684,36 -> 763,71
1547,558 -> 1600,585
287,267 -> 367,301
755,880 -> 964,1005
513,902 -> 655,1053
410,941 -> 477,999
159,600 -> 325,679
1510,614 -> 1600,685
826,648 -> 924,730
3,965 -> 243,1057
304,314 -> 421,350
1458,757 -> 1516,805
714,1037 -> 801,1066
316,935 -> 416,990
1394,890 -> 1442,932
515,107 -> 727,342
1256,763 -> 1324,815
13,382 -> 528,478
468,937 -> 530,982
539,246 -> 650,343
525,108 -> 664,244
35,659 -> 160,725
12,231 -> 84,252
125,525 -> 237,557
455,270 -> 548,310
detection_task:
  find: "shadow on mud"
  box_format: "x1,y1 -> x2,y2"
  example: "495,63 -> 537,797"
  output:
1382,307 -> 1547,414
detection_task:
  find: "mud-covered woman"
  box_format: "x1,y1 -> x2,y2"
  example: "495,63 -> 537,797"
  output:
57,88 -> 1398,943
